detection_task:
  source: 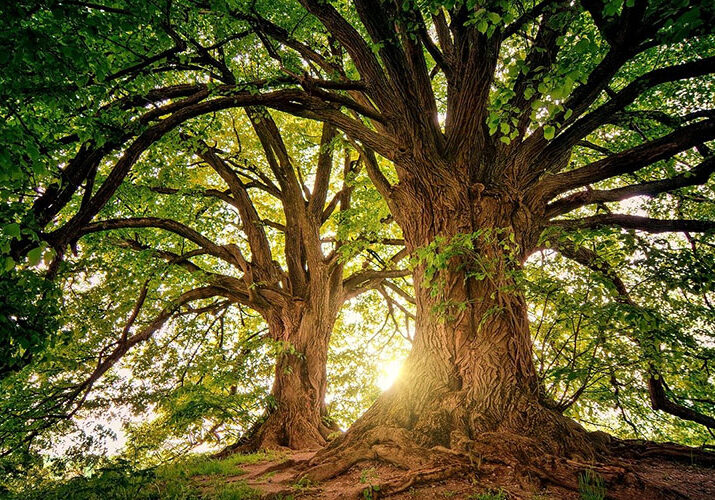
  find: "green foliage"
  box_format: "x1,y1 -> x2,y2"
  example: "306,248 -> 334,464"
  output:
0,269 -> 63,377
413,228 -> 520,320
526,228 -> 715,444
578,470 -> 606,500
1,0 -> 714,491
359,467 -> 381,500
4,453 -> 268,500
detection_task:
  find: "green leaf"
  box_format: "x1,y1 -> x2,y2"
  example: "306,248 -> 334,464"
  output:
543,125 -> 556,140
3,223 -> 20,239
27,247 -> 43,266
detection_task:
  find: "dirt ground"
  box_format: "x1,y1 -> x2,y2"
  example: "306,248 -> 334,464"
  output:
217,449 -> 715,499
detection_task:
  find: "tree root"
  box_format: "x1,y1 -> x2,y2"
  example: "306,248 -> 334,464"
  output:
370,464 -> 470,496
294,425 -> 714,499
298,425 -> 462,482
608,438 -> 715,466
213,409 -> 336,458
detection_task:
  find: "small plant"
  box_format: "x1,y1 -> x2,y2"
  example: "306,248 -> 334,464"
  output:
467,488 -> 508,500
292,476 -> 317,491
578,469 -> 606,500
360,467 -> 381,500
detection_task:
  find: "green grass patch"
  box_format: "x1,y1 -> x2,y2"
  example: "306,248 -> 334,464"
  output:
156,451 -> 275,480
5,452 -> 272,500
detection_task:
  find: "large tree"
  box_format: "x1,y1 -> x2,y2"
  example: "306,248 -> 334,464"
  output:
8,109 -> 409,454
74,108 -> 409,452
2,0 -> 411,456
2,0 -> 715,493
283,0 -> 715,485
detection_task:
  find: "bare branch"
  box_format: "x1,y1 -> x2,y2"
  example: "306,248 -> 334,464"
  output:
550,214 -> 715,233
547,156 -> 715,217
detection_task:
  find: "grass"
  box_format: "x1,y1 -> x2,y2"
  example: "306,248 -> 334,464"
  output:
578,469 -> 606,500
4,452 -> 275,500
466,488 -> 508,500
158,451 -> 274,480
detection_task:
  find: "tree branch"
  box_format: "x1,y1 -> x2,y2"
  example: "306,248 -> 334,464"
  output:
536,119 -> 715,200
78,217 -> 245,267
554,240 -> 715,429
343,268 -> 411,300
195,140 -> 275,270
546,156 -> 715,217
533,56 -> 715,173
550,214 -> 715,233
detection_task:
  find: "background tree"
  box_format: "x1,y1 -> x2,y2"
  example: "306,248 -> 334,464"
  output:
2,108 -> 409,459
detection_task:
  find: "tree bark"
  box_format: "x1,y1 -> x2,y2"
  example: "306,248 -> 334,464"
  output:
228,277 -> 343,452
304,176 -> 595,479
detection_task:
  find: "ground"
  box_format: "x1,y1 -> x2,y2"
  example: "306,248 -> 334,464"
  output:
211,448 -> 714,499
9,447 -> 714,499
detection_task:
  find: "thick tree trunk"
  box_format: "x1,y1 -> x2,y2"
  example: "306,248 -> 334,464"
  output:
227,276 -> 343,453
248,308 -> 338,450
303,180 -> 596,479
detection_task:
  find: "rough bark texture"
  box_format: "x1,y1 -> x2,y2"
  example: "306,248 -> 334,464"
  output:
243,284 -> 342,451
212,262 -> 349,455
302,173 -> 597,482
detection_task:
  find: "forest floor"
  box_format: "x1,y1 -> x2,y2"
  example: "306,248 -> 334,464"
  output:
202,448 -> 715,500
9,446 -> 714,499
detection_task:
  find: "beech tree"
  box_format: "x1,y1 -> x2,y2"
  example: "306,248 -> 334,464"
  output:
2,0 -> 715,494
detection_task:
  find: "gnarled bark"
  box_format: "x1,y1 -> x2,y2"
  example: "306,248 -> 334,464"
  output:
220,277 -> 343,454
251,300 -> 341,451
303,178 -> 596,481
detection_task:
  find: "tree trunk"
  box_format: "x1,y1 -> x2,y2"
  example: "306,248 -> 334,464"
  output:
250,310 -> 337,450
229,277 -> 343,453
304,179 -> 596,478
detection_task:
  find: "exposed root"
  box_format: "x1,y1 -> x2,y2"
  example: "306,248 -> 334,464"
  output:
213,409 -> 335,458
609,438 -> 715,466
372,464 -> 470,496
294,422 -> 715,498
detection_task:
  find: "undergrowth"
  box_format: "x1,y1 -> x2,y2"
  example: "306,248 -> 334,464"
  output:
2,452 -> 275,500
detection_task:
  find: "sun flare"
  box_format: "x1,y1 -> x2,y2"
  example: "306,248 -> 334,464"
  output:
376,359 -> 403,391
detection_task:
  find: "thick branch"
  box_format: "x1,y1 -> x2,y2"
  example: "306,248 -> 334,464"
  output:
550,215 -> 715,233
77,217 -> 245,267
196,141 -> 275,270
308,123 -> 337,219
534,56 -> 715,172
343,268 -> 411,300
546,155 -> 715,217
298,0 -> 390,101
537,119 -> 715,199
